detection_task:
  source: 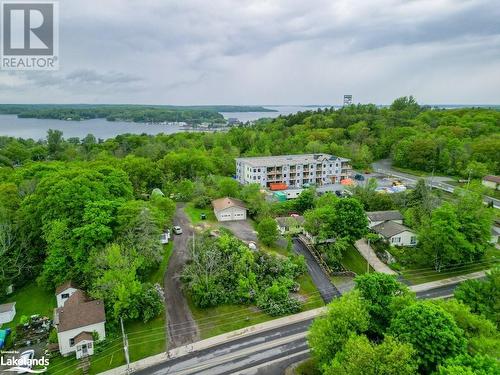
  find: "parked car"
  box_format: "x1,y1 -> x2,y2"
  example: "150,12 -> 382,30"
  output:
248,241 -> 258,250
354,173 -> 365,181
173,226 -> 183,235
17,349 -> 35,374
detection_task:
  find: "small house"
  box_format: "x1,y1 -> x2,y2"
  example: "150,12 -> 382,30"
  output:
275,216 -> 304,235
366,210 -> 404,228
372,221 -> 417,247
54,284 -> 106,359
0,302 -> 16,325
482,175 -> 500,190
212,197 -> 247,222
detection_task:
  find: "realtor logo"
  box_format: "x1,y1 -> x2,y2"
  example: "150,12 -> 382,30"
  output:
1,1 -> 59,70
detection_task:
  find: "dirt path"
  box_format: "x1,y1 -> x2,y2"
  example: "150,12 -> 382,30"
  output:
165,203 -> 200,349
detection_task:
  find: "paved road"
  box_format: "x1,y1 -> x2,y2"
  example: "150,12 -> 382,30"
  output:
165,204 -> 200,348
292,238 -> 340,303
372,159 -> 500,208
135,282 -> 462,375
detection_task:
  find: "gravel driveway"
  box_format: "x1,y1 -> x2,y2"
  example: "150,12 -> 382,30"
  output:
165,203 -> 200,348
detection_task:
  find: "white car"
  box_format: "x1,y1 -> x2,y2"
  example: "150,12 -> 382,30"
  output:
17,349 -> 35,374
173,226 -> 183,235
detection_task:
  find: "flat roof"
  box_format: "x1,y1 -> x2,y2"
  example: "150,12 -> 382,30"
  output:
236,154 -> 350,167
0,302 -> 15,313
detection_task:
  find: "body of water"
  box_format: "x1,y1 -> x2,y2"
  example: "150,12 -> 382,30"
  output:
0,106 -> 330,140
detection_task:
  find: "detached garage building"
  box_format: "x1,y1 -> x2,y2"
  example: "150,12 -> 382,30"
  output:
212,197 -> 247,222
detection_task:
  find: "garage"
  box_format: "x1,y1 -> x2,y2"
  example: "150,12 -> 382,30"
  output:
212,197 -> 247,222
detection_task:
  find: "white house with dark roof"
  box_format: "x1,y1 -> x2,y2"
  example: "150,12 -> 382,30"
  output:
55,280 -> 79,308
0,302 -> 16,325
212,197 -> 247,222
54,283 -> 106,359
371,221 -> 417,247
366,210 -> 404,228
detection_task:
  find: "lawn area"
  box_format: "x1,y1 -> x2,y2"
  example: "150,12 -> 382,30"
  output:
296,273 -> 325,310
341,245 -> 373,275
401,247 -> 500,285
188,298 -> 273,340
295,358 -> 321,375
0,282 -> 56,331
183,202 -> 216,224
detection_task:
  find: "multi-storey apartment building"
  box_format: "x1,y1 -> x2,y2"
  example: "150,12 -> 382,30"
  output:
235,154 -> 352,188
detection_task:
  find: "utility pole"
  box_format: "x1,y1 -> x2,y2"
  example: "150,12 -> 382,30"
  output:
121,317 -> 130,374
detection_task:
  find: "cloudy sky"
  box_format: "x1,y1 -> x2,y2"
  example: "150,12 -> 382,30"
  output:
1,0 -> 499,105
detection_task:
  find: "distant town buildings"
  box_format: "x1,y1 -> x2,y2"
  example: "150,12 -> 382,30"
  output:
235,154 -> 352,189
343,95 -> 353,106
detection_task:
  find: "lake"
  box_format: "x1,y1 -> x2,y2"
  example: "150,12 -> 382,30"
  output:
0,105 -> 330,140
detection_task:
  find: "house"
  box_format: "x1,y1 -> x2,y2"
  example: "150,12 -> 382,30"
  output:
235,154 -> 352,189
276,216 -> 305,235
366,210 -> 404,228
54,284 -> 106,359
212,197 -> 247,222
482,175 -> 500,190
55,281 -> 79,308
372,221 -> 417,247
0,302 -> 16,325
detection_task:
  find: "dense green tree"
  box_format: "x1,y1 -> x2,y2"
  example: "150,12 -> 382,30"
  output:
324,335 -> 418,375
355,273 -> 414,336
454,267 -> 500,327
389,302 -> 467,373
257,217 -> 279,246
308,291 -> 370,369
436,354 -> 500,375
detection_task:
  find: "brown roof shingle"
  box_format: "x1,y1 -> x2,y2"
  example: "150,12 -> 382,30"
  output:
372,221 -> 413,238
212,197 -> 247,212
56,291 -> 105,332
55,280 -> 78,295
483,175 -> 500,184
73,331 -> 93,344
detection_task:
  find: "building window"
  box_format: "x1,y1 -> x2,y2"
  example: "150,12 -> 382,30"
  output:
61,293 -> 70,299
88,342 -> 93,349
70,338 -> 75,347
410,236 -> 417,244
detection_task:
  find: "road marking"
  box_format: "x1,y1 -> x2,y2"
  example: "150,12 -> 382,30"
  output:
238,349 -> 310,374
166,332 -> 308,375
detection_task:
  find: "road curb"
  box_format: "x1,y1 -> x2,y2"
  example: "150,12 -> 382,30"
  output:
98,307 -> 326,375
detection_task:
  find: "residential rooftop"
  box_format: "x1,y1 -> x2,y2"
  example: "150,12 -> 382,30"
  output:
0,302 -> 15,313
236,153 -> 350,167
55,290 -> 105,332
212,197 -> 247,212
372,221 -> 412,238
366,210 -> 404,222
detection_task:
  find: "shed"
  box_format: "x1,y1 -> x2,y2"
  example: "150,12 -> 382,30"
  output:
0,302 -> 16,325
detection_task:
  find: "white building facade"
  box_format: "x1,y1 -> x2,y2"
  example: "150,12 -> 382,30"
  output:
0,303 -> 16,324
235,154 -> 352,189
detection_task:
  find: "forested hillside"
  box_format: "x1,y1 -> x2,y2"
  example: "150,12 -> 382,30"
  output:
0,97 -> 498,326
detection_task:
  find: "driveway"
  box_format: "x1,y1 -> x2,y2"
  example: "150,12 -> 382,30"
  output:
293,239 -> 340,303
219,220 -> 258,242
354,239 -> 397,275
165,203 -> 200,348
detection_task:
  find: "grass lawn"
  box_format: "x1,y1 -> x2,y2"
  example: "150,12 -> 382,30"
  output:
341,246 -> 373,275
188,298 -> 273,340
401,247 -> 500,285
1,282 -> 56,331
390,166 -> 434,177
183,202 -> 216,224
